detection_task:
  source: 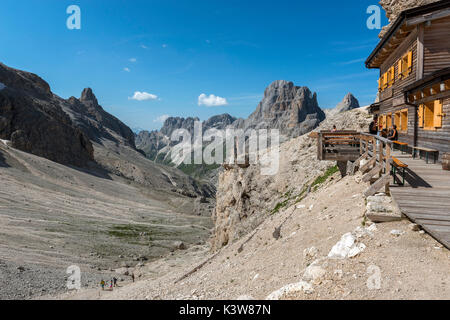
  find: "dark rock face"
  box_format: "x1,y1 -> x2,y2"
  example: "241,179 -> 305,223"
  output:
333,93 -> 360,114
235,80 -> 325,138
0,63 -> 94,167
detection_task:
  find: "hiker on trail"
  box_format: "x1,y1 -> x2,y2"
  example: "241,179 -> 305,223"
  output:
113,277 -> 118,287
100,280 -> 105,291
131,273 -> 135,282
388,125 -> 398,141
110,280 -> 113,290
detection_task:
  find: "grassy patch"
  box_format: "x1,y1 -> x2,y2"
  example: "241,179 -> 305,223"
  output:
270,165 -> 339,215
311,165 -> 339,189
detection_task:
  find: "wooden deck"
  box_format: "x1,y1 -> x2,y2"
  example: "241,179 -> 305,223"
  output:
390,150 -> 450,249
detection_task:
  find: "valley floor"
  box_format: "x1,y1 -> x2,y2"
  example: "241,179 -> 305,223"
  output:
52,171 -> 450,300
0,142 -> 211,299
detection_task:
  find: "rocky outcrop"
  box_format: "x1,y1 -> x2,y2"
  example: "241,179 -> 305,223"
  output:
63,88 -> 136,147
235,80 -> 325,139
136,114 -> 236,164
378,0 -> 440,38
331,93 -> 360,115
211,107 -> 372,250
0,63 -> 94,167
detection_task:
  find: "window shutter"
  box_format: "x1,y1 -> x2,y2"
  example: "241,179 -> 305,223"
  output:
434,100 -> 443,128
390,66 -> 395,85
398,60 -> 403,79
383,73 -> 388,89
407,51 -> 413,74
378,78 -> 381,90
418,104 -> 424,128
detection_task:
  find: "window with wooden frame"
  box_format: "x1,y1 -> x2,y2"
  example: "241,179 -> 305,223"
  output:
382,73 -> 388,90
420,100 -> 444,130
398,51 -> 413,79
387,66 -> 395,87
394,111 -> 400,128
379,115 -> 386,130
400,109 -> 408,132
386,113 -> 392,129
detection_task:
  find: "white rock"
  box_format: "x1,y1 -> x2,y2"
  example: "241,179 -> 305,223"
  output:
266,281 -> 314,300
328,232 -> 366,259
308,204 -> 314,211
303,265 -> 327,283
303,246 -> 319,260
252,274 -> 259,281
296,204 -> 306,209
236,295 -> 255,300
390,230 -> 405,237
366,224 -> 377,232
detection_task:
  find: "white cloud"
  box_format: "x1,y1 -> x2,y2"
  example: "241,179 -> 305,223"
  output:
129,58 -> 137,63
198,93 -> 228,107
162,44 -> 167,48
124,67 -> 131,72
154,114 -> 170,123
129,91 -> 158,101
140,44 -> 148,49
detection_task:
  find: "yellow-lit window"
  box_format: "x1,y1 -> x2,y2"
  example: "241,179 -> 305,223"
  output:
400,51 -> 413,79
400,109 -> 408,132
394,112 -> 400,127
423,100 -> 444,130
386,113 -> 392,128
397,59 -> 403,79
388,66 -> 395,87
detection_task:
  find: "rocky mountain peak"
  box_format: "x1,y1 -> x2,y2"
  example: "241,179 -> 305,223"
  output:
203,114 -> 237,130
334,93 -> 360,114
241,80 -> 325,138
80,88 -> 99,107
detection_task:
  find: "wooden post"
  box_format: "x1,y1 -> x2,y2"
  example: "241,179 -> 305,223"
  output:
317,133 -> 323,160
378,140 -> 383,177
373,137 -> 377,161
385,143 -> 391,195
360,136 -> 363,155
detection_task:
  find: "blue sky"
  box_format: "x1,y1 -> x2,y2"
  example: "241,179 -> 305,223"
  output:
0,0 -> 388,131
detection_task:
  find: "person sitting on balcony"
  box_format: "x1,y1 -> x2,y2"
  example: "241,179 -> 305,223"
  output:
387,125 -> 398,141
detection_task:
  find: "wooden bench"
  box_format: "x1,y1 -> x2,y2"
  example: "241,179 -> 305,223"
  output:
393,141 -> 408,154
391,157 -> 408,186
412,146 -> 439,164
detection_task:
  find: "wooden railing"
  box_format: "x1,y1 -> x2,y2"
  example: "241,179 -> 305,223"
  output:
352,133 -> 394,197
317,131 -> 360,161
316,131 -> 395,196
